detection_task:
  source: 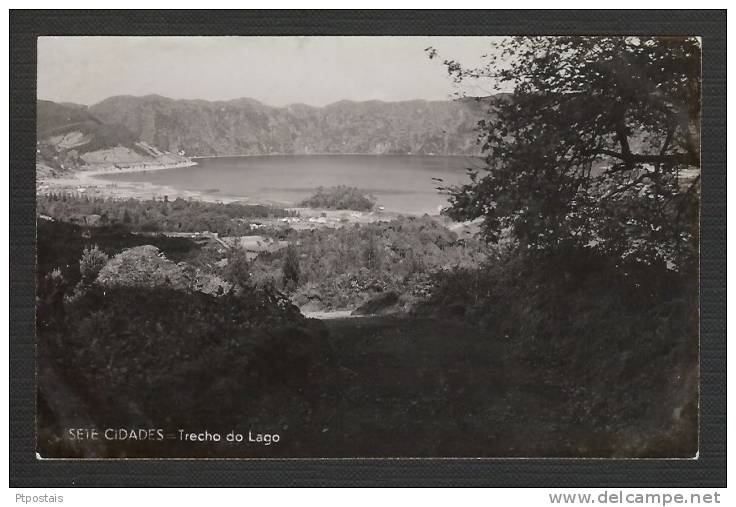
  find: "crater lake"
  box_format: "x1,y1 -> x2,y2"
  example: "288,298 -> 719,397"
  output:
95,154 -> 483,215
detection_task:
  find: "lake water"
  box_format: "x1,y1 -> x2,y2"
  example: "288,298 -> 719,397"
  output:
97,155 -> 484,215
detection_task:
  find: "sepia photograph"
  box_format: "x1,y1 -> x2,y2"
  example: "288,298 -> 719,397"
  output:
34,34 -> 701,459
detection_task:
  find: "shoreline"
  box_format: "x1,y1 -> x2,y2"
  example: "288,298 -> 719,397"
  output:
36,157 -> 452,218
81,159 -> 198,178
192,153 -> 484,160
75,160 -> 203,199
36,160 -> 228,204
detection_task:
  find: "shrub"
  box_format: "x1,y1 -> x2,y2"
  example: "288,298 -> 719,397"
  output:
96,245 -> 190,290
79,245 -> 108,283
38,285 -> 331,434
37,268 -> 68,334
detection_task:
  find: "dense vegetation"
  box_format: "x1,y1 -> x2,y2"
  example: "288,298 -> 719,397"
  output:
38,193 -> 296,234
299,185 -> 375,211
245,216 -> 487,310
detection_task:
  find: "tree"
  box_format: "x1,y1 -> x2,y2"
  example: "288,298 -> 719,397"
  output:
223,247 -> 252,291
430,37 -> 700,269
363,232 -> 383,272
79,245 -> 108,283
282,243 -> 301,291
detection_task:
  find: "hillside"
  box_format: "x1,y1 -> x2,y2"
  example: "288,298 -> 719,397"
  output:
36,94 -> 499,178
88,94 -> 494,157
36,100 -> 190,177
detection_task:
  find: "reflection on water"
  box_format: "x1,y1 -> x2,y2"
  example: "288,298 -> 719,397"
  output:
96,154 -> 483,215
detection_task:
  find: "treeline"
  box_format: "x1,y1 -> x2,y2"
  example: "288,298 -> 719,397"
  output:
38,193 -> 296,235
299,185 -> 375,211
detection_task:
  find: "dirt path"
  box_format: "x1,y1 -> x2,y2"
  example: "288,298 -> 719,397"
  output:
302,310 -> 357,320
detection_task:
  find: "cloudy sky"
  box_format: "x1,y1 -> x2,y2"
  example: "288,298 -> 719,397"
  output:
37,36 -> 502,107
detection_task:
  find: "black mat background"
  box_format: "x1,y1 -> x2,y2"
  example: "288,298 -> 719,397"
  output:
9,10 -> 726,487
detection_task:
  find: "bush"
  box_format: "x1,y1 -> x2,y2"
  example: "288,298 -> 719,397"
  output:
79,245 -> 108,283
38,285 -> 331,435
37,268 -> 67,334
96,245 -> 190,290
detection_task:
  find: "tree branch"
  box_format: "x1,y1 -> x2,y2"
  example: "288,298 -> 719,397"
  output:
597,149 -> 699,168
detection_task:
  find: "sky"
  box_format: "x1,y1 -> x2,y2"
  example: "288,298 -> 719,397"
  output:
37,36 -> 503,107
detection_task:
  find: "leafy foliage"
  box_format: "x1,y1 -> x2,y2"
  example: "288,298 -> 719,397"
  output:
78,245 -> 108,283
96,245 -> 191,291
282,243 -> 301,291
430,36 -> 700,269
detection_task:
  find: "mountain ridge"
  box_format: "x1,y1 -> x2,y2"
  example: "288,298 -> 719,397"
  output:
87,94 -> 495,158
